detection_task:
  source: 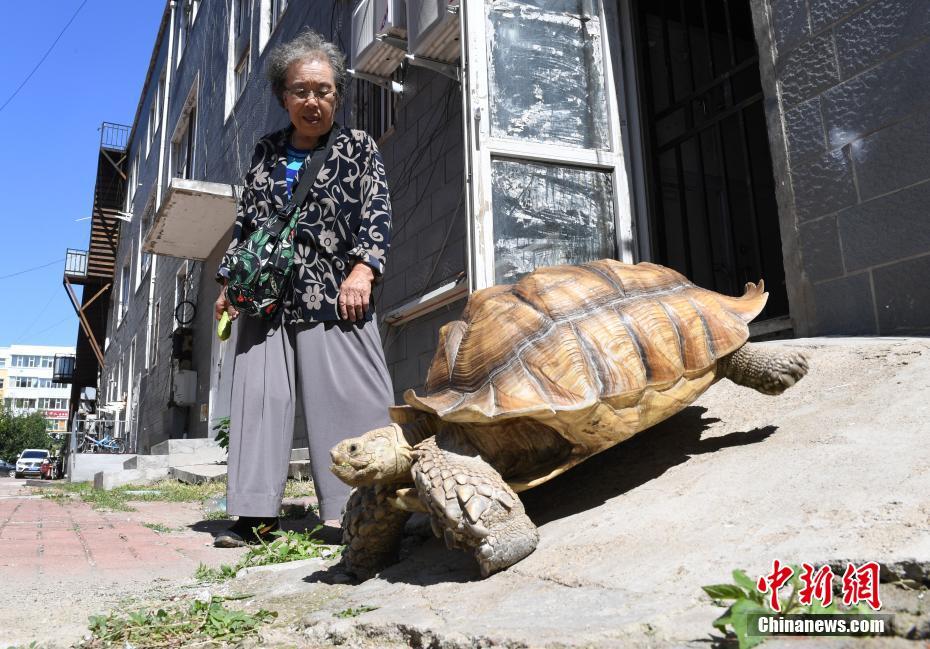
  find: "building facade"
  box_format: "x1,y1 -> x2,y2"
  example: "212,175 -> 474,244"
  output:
66,0 -> 930,453
0,345 -> 74,433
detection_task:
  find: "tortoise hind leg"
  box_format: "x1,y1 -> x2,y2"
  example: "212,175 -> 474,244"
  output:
340,485 -> 411,580
718,342 -> 809,395
412,433 -> 538,577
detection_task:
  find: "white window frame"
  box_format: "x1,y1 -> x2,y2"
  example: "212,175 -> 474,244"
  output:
461,0 -> 634,291
174,261 -> 190,331
226,0 -> 252,117
118,260 -> 131,325
259,0 -> 287,52
136,195 -> 154,290
148,300 -> 160,369
170,79 -> 199,182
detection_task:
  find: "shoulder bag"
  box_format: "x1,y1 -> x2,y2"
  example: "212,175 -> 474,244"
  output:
225,127 -> 339,319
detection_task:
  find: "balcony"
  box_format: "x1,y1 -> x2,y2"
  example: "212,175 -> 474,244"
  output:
64,249 -> 88,279
143,178 -> 239,260
53,355 -> 76,384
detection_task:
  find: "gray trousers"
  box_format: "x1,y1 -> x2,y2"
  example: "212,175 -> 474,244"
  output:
227,316 -> 394,520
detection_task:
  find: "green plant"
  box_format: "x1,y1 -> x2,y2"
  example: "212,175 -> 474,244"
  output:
703,568 -> 874,649
212,417 -> 230,453
193,527 -> 342,583
82,594 -> 275,648
334,605 -> 378,618
194,562 -> 239,583
142,522 -> 173,533
44,479 -> 228,511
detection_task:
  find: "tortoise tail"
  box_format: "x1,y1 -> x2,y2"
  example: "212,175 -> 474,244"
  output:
714,279 -> 769,324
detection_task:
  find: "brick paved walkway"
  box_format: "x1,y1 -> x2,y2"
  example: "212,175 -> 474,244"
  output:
0,479 -> 252,646
0,494 -> 244,585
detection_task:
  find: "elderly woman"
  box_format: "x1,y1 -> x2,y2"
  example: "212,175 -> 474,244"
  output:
213,30 -> 394,547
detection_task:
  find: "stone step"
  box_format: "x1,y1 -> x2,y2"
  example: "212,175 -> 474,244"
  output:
150,438 -> 223,456
291,447 -> 309,461
123,455 -> 170,470
170,464 -> 228,485
288,459 -> 311,480
93,467 -> 170,491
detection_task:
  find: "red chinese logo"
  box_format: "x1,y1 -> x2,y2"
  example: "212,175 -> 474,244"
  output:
756,559 -> 794,612
756,561 -> 882,612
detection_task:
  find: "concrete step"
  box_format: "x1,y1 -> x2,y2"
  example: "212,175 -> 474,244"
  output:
150,438 -> 223,456
170,464 -> 228,484
288,459 -> 311,480
149,439 -> 227,466
93,467 -> 170,491
291,447 -> 309,461
123,455 -> 170,470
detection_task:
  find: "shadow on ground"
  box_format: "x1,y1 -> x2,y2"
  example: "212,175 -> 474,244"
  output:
303,405 -> 777,587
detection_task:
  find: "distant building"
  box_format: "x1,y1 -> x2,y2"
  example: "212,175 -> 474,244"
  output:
63,0 -> 930,454
0,345 -> 74,433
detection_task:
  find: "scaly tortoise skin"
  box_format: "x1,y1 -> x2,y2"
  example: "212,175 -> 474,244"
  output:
330,260 -> 809,578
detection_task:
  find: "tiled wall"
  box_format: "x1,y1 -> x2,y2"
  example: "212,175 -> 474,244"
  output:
768,0 -> 930,334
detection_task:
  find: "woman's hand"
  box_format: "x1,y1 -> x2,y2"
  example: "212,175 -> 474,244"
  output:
215,284 -> 240,321
339,263 -> 375,322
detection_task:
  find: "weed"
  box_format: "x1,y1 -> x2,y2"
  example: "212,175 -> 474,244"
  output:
203,510 -> 229,521
703,568 -> 874,649
194,562 -> 239,583
334,605 -> 378,618
193,527 -> 342,583
80,594 -> 275,648
283,478 -> 316,499
142,522 -> 173,533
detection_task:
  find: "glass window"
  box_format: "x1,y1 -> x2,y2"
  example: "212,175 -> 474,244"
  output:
27,356 -> 37,367
270,0 -> 287,32
0,358 -> 6,368
486,0 -> 610,149
235,49 -> 250,100
491,159 -> 616,284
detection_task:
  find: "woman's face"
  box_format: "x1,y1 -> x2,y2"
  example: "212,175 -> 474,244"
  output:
283,57 -> 337,148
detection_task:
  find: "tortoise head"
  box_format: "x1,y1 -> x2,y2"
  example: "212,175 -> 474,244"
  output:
330,423 -> 418,486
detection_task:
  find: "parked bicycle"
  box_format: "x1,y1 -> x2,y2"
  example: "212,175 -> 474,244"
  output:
79,434 -> 124,454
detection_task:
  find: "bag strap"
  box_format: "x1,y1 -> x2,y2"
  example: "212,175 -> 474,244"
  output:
283,124 -> 341,224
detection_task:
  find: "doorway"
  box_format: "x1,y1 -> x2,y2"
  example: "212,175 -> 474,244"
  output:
630,0 -> 788,319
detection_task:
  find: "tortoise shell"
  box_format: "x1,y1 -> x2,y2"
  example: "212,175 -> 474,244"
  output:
404,260 -> 767,467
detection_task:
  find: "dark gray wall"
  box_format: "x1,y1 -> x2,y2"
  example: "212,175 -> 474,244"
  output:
760,0 -> 930,335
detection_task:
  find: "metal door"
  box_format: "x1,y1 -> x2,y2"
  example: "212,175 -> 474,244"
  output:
632,0 -> 788,318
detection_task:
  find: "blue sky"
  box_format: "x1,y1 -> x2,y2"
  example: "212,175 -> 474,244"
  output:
0,1 -> 164,348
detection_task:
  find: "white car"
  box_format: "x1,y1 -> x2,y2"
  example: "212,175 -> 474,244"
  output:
15,449 -> 50,479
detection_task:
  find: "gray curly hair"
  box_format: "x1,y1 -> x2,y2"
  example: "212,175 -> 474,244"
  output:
266,29 -> 347,108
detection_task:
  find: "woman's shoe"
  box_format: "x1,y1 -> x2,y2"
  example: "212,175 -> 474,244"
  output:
214,516 -> 280,548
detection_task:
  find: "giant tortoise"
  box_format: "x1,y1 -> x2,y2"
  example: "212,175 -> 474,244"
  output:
330,260 -> 808,578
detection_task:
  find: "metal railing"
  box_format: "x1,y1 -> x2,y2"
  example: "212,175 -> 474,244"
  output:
100,122 -> 130,152
71,417 -> 132,454
64,248 -> 88,277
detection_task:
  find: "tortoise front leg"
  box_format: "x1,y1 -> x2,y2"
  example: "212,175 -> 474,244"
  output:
412,433 -> 539,577
341,484 -> 411,580
718,342 -> 809,395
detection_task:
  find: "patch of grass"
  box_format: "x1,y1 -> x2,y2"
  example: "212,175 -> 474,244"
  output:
194,527 -> 342,583
80,594 -> 275,648
283,478 -> 315,499
334,605 -> 378,618
195,563 -> 240,583
203,510 -> 229,521
142,522 -> 174,533
44,480 -> 228,512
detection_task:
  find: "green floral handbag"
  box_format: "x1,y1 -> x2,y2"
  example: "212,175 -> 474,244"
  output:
225,128 -> 338,319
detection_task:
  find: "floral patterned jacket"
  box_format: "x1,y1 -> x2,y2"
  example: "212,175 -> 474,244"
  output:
218,124 -> 391,324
